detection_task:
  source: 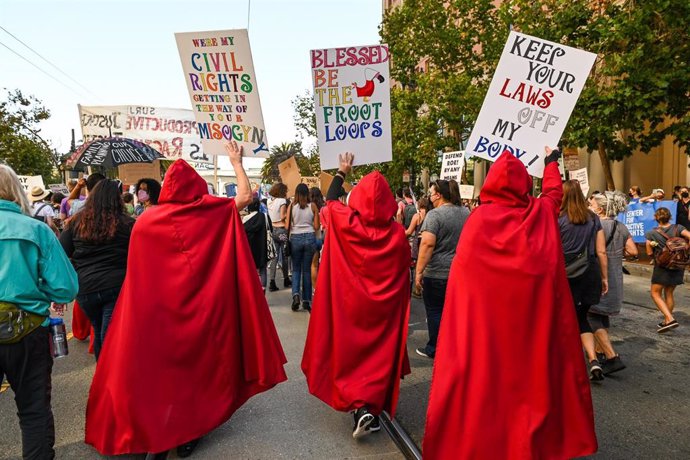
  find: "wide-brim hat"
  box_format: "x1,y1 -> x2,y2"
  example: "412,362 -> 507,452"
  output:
28,186 -> 50,202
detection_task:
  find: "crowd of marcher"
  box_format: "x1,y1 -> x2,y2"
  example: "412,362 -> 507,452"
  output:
1,143 -> 688,459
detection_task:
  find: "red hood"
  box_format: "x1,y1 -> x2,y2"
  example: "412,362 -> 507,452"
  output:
480,151 -> 533,207
159,159 -> 208,204
348,171 -> 397,226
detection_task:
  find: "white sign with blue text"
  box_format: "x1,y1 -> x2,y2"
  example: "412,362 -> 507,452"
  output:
465,31 -> 596,178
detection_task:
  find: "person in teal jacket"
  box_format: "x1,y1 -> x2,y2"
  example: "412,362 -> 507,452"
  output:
0,164 -> 78,460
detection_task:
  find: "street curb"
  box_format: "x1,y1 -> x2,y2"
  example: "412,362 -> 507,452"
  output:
623,262 -> 690,283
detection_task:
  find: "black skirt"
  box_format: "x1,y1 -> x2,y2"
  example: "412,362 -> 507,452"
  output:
568,258 -> 602,307
651,265 -> 684,286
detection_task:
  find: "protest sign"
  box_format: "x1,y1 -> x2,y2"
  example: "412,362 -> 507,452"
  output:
175,29 -> 268,158
77,105 -> 211,165
278,157 -> 302,198
17,175 -> 45,193
319,172 -> 353,196
48,184 -> 69,195
459,185 -> 475,200
465,31 -> 596,178
440,151 -> 465,181
569,168 -> 589,197
311,44 -> 392,170
618,200 -> 677,244
118,162 -> 162,186
301,176 -> 320,189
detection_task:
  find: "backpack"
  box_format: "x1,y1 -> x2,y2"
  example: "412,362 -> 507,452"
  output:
564,220 -> 596,278
32,203 -> 51,223
654,225 -> 690,270
402,202 -> 417,228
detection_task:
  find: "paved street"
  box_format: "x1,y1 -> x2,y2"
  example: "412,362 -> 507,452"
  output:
1,272 -> 689,459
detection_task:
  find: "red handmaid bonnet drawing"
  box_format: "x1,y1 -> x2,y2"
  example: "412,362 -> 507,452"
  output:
352,68 -> 386,102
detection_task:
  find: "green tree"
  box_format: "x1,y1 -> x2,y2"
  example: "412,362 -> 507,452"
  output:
260,141 -> 316,183
0,89 -> 60,181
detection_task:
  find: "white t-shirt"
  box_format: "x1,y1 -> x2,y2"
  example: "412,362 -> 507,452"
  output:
32,202 -> 53,219
267,198 -> 287,226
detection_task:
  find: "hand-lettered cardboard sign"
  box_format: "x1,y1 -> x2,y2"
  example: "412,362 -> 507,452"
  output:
301,176 -> 320,190
279,157 -> 302,199
175,29 -> 269,158
465,31 -> 596,178
440,151 -> 465,181
311,44 -> 392,170
47,184 -> 70,195
17,175 -> 45,193
319,172 -> 353,197
459,184 -> 475,200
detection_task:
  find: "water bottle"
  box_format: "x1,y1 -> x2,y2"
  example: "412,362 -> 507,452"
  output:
49,317 -> 68,358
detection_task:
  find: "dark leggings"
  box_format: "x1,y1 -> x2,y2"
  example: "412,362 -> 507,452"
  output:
576,304 -> 593,334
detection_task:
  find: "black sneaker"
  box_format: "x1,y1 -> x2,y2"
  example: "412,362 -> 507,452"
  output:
601,355 -> 626,375
352,408 -> 375,439
596,352 -> 607,364
176,438 -> 201,458
284,277 -> 292,288
588,360 -> 604,381
291,294 -> 301,311
369,416 -> 381,433
269,280 -> 279,292
302,301 -> 311,312
657,320 -> 679,333
144,452 -> 168,460
415,347 -> 434,359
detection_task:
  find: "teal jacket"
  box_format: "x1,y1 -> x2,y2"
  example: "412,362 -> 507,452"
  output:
0,200 -> 78,325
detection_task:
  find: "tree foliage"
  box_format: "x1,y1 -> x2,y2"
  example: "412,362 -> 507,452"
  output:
0,89 -> 60,181
260,141 -> 317,184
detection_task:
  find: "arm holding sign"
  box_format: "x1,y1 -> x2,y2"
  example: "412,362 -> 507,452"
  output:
539,146 -> 563,211
326,153 -> 353,201
226,141 -> 252,210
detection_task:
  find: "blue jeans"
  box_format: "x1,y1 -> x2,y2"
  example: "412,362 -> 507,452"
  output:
76,286 -> 121,360
290,233 -> 316,303
421,277 -> 449,357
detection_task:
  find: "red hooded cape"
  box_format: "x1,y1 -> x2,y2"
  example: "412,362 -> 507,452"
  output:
423,152 -> 597,459
301,171 -> 411,416
85,160 -> 287,455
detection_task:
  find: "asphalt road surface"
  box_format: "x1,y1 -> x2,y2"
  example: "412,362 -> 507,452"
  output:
1,273 -> 688,459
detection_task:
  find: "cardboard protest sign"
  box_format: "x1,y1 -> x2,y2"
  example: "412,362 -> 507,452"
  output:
48,184 -> 70,195
77,105 -> 211,165
17,175 -> 45,193
279,157 -> 302,198
301,176 -> 320,189
319,172 -> 353,196
440,151 -> 465,181
459,185 -> 475,200
311,44 -> 392,170
118,162 -> 162,186
618,200 -> 677,243
465,31 -> 596,178
175,29 -> 268,158
569,168 -> 589,197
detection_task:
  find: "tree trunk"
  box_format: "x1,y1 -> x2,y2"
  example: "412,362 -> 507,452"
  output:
597,141 -> 616,191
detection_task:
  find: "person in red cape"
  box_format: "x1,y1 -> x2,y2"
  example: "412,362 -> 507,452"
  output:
301,153 -> 411,439
423,148 -> 597,459
85,141 -> 287,458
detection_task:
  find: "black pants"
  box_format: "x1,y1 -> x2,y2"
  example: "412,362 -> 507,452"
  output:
77,286 -> 121,360
0,327 -> 55,459
421,277 -> 449,357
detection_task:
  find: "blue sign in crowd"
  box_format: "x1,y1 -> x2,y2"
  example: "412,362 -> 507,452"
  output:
618,200 -> 677,244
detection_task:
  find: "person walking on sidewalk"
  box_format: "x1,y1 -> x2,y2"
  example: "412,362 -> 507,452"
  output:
0,164 -> 78,460
286,184 -> 320,312
645,207 -> 689,333
267,183 -> 291,291
414,179 -> 469,358
302,153 -> 411,439
589,192 -> 638,375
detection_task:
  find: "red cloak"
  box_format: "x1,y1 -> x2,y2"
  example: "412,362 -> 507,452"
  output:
423,152 -> 597,459
301,171 -> 411,416
85,160 -> 287,455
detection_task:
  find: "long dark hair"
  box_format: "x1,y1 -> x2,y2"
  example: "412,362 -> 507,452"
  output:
309,187 -> 325,210
294,184 -> 310,209
71,179 -> 124,243
136,178 -> 161,205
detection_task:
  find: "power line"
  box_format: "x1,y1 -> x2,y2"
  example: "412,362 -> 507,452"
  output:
0,39 -> 93,101
0,25 -> 100,100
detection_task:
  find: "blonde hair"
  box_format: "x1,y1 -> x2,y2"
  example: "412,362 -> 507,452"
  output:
0,164 -> 33,215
